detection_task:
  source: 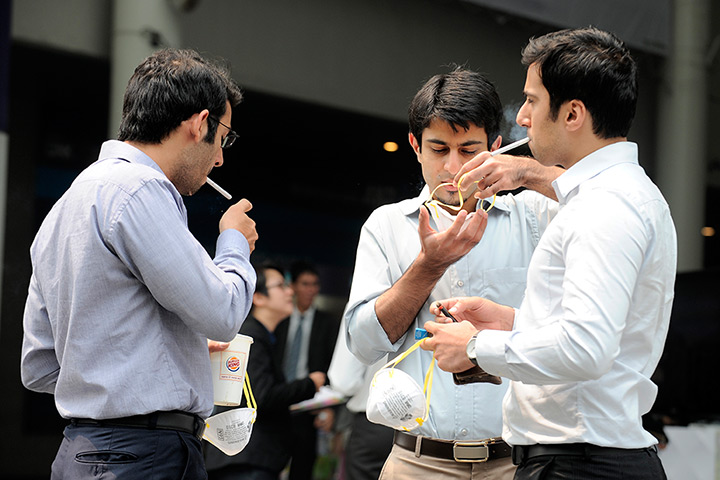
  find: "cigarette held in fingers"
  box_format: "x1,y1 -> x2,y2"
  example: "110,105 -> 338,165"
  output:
206,177 -> 232,200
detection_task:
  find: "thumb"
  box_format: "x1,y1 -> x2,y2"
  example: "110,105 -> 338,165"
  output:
235,198 -> 253,212
418,206 -> 436,239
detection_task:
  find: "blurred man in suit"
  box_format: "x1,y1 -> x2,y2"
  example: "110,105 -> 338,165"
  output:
276,261 -> 341,480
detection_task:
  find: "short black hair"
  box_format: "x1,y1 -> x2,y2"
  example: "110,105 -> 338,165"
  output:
408,68 -> 502,149
521,26 -> 638,139
117,48 -> 243,144
254,261 -> 285,297
289,260 -> 319,284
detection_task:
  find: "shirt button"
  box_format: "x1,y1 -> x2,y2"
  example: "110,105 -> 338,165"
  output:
457,280 -> 464,287
460,428 -> 468,436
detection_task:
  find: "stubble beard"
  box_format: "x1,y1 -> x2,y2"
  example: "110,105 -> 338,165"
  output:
173,143 -> 213,196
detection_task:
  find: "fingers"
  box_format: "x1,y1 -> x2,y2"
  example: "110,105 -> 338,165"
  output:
234,198 -> 253,212
454,151 -> 492,187
447,297 -> 472,316
461,209 -> 488,238
207,340 -> 230,354
430,298 -> 461,316
417,205 -> 435,237
444,209 -> 469,236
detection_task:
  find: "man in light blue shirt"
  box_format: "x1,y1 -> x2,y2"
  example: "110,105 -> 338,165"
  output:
21,48 -> 258,480
344,68 -> 562,480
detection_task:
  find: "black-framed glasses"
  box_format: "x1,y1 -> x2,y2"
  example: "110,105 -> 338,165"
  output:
208,115 -> 238,149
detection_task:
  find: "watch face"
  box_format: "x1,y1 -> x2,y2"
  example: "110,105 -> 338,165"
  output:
466,335 -> 477,361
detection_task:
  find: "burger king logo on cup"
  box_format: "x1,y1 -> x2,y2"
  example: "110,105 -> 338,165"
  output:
226,356 -> 241,372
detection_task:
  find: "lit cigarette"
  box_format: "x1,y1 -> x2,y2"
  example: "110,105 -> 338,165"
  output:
206,177 -> 232,200
491,137 -> 529,156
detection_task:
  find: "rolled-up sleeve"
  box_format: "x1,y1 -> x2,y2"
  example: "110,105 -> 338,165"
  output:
344,212 -> 409,365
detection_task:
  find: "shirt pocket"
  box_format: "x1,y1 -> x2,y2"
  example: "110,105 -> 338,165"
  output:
478,266 -> 528,308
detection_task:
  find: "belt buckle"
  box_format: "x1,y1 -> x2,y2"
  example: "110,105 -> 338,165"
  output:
453,441 -> 489,463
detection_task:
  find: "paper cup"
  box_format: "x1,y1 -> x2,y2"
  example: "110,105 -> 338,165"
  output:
211,333 -> 253,406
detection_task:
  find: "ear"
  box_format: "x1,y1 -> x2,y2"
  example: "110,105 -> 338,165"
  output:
409,133 -> 422,159
564,100 -> 587,133
187,109 -> 210,143
489,134 -> 502,152
253,292 -> 268,307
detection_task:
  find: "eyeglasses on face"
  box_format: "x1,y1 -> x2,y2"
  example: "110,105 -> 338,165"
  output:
266,281 -> 291,291
208,115 -> 239,149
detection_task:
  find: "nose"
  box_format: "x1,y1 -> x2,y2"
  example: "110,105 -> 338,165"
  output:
444,150 -> 463,174
516,102 -> 530,128
214,150 -> 224,168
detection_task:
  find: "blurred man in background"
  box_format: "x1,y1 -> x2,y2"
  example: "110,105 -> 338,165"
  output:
276,261 -> 340,480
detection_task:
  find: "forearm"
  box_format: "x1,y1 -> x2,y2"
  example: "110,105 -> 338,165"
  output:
375,252 -> 447,343
521,161 -> 563,201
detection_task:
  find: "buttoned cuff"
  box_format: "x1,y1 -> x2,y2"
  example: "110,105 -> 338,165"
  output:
474,328 -> 514,378
216,228 -> 251,257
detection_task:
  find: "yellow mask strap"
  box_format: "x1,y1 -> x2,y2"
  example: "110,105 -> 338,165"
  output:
425,175 -> 496,217
370,339 -> 435,430
243,372 -> 258,422
378,338 -> 424,374
419,356 -> 435,426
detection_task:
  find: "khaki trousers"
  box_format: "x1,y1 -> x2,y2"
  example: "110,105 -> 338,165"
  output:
379,443 -> 516,480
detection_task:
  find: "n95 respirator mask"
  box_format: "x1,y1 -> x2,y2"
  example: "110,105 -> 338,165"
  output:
366,339 -> 434,431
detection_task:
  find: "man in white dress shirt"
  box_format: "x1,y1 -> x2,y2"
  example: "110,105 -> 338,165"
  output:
423,27 -> 676,480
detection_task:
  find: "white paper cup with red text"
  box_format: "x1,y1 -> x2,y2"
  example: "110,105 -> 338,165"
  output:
210,334 -> 253,406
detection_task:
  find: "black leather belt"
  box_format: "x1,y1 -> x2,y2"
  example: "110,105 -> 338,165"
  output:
394,430 -> 511,463
511,443 -> 657,465
70,411 -> 205,440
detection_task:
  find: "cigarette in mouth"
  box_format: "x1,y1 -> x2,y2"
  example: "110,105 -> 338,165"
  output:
206,177 -> 232,200
490,137 -> 529,156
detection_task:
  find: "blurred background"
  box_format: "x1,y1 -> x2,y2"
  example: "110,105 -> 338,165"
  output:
0,0 -> 718,478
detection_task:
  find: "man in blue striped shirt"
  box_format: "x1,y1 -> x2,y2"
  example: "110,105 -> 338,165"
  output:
21,48 -> 258,480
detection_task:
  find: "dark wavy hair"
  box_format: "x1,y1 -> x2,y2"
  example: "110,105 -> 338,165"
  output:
117,49 -> 243,144
408,68 -> 502,149
521,26 -> 638,139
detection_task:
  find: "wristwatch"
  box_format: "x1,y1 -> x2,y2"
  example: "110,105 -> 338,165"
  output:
465,334 -> 479,366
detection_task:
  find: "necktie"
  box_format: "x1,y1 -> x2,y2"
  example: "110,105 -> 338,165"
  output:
284,315 -> 303,380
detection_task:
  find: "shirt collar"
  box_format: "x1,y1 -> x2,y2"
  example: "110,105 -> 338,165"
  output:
552,141 -> 638,205
399,184 -> 512,217
98,140 -> 167,176
293,305 -> 315,320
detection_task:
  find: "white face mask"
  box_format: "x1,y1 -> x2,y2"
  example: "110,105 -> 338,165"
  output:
204,407 -> 256,456
203,370 -> 259,456
366,340 -> 435,431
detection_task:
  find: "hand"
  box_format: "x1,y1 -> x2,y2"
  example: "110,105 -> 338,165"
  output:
313,408 -> 334,432
219,198 -> 258,252
308,371 -> 326,391
420,320 -> 477,372
416,206 -> 488,272
454,153 -> 562,201
207,339 -> 230,354
430,297 -> 515,332
454,152 -> 531,198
